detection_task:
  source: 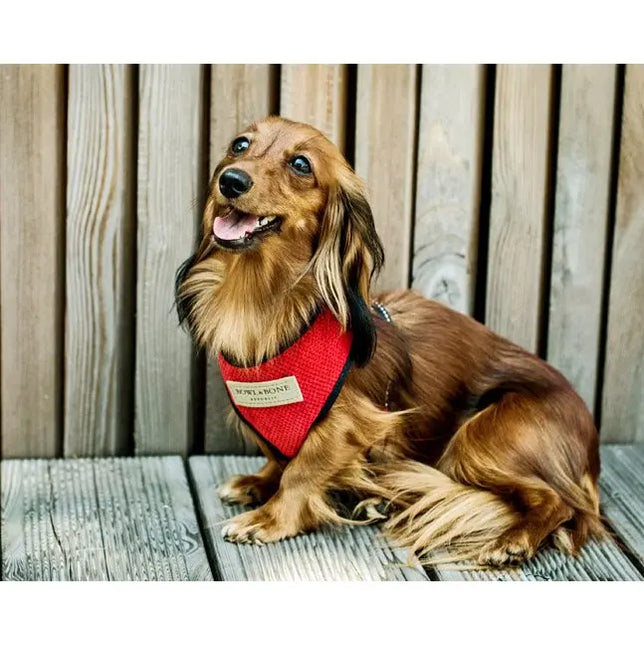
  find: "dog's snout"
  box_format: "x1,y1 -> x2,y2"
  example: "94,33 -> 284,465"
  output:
219,168 -> 253,199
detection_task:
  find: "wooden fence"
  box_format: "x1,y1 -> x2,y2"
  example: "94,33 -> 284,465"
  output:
0,64 -> 642,459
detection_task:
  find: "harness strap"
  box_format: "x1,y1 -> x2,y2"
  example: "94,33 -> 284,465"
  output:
218,308 -> 352,459
371,301 -> 394,410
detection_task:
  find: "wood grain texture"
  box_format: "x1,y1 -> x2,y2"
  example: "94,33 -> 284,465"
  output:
135,65 -> 205,456
435,535 -> 641,581
600,444 -> 644,562
65,65 -> 135,457
547,65 -> 616,412
205,65 -> 276,454
0,65 -> 64,458
485,65 -> 552,352
355,65 -> 418,292
601,66 -> 644,442
280,65 -> 347,149
210,64 -> 275,162
412,65 -> 485,315
189,455 -> 428,581
1,457 -> 213,580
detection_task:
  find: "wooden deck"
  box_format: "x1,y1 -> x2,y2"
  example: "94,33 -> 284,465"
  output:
2,445 -> 643,581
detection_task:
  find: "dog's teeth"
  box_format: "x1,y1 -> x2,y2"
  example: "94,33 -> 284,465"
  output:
258,217 -> 267,227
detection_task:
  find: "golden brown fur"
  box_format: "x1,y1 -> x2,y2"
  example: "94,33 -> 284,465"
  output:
176,116 -> 605,567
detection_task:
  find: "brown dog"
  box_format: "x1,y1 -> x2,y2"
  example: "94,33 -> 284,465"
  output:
176,116 -> 604,567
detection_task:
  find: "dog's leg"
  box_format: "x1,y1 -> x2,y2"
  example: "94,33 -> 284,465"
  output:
476,486 -> 574,566
219,430 -> 285,506
221,394 -> 399,544
219,457 -> 283,506
437,391 -> 603,567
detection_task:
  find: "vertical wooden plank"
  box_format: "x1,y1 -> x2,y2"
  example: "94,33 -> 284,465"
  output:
411,65 -> 485,315
205,65 -> 274,454
0,65 -> 64,457
485,65 -> 552,352
547,65 -> 616,411
355,64 -> 417,292
601,65 -> 644,442
210,65 -> 275,161
280,65 -> 347,149
65,64 -> 135,456
135,65 -> 204,455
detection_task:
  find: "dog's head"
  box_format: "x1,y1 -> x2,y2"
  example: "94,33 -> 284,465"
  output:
176,116 -> 384,365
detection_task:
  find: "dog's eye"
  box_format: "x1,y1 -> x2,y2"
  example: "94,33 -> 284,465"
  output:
289,155 -> 312,175
231,137 -> 250,155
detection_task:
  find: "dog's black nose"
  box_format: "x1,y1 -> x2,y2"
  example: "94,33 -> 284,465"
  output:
219,168 -> 253,198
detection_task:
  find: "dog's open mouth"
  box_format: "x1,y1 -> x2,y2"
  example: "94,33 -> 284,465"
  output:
212,209 -> 282,249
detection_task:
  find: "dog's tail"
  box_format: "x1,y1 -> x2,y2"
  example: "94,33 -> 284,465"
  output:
371,461 -> 518,564
370,460 -> 605,566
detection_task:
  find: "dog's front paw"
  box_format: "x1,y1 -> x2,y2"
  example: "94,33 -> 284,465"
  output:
221,506 -> 300,545
218,474 -> 273,506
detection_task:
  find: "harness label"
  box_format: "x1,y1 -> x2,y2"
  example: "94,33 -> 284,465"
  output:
225,375 -> 304,408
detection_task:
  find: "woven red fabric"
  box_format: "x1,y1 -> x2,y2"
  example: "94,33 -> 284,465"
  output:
218,309 -> 353,459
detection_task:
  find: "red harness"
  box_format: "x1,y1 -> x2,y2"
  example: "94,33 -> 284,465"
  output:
218,309 -> 353,459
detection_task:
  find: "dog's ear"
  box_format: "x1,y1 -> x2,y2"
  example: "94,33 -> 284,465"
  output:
312,168 -> 385,366
174,229 -> 213,333
175,253 -> 198,329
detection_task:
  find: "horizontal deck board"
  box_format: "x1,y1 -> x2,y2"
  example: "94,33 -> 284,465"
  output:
599,444 -> 644,563
434,537 -> 641,581
188,455 -> 428,581
1,457 -> 212,581
3,447 -> 641,581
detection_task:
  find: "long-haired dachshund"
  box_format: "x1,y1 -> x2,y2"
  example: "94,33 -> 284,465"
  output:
176,116 -> 605,567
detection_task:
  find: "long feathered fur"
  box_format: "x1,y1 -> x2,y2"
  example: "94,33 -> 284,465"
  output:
175,116 -> 606,568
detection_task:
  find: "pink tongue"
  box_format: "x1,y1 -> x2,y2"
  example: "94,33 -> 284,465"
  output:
213,212 -> 259,240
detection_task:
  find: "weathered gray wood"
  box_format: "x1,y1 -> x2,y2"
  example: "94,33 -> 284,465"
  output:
486,65 -> 552,352
0,65 -> 65,458
355,64 -> 418,292
599,444 -> 644,563
65,65 -> 135,456
434,536 -> 641,581
601,65 -> 644,442
189,455 -> 428,581
280,64 -> 348,149
135,64 -> 205,455
412,64 -> 485,315
204,65 -> 276,455
210,64 -> 275,160
547,65 -> 616,412
1,457 -> 213,580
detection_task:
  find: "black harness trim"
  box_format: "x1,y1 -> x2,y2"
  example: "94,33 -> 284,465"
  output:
371,301 -> 394,410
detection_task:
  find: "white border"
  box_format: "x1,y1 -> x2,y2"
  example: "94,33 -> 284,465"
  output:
0,1 -> 639,62
0,580 -> 641,642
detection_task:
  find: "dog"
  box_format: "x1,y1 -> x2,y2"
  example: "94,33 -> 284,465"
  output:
175,116 -> 605,567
